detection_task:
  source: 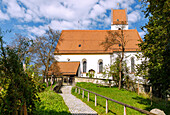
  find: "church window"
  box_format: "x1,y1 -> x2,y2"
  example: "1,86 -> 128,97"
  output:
131,57 -> 135,73
117,19 -> 119,21
99,62 -> 103,73
83,61 -> 87,73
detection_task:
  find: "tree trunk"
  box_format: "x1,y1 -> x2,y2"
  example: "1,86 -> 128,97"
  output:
51,76 -> 52,90
44,69 -> 49,87
42,74 -> 45,83
46,77 -> 48,87
119,61 -> 122,90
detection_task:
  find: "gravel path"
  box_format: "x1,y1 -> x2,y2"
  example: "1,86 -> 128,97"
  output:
59,86 -> 97,115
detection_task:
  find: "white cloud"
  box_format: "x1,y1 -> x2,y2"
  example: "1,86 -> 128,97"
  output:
27,26 -> 46,36
89,4 -> 105,19
0,10 -> 9,20
135,5 -> 141,9
139,31 -> 146,38
1,0 -> 142,36
2,0 -> 25,18
128,10 -> 141,23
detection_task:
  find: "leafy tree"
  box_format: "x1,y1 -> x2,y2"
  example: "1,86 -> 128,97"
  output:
32,27 -> 62,87
0,34 -> 39,114
102,54 -> 130,87
10,32 -> 44,90
25,57 -> 46,92
101,27 -> 127,89
138,0 -> 170,97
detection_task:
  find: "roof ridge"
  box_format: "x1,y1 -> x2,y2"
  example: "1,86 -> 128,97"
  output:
58,61 -> 80,63
112,9 -> 126,10
62,30 -> 109,32
62,29 -> 138,32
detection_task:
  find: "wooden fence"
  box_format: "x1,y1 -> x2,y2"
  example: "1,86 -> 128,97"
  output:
75,86 -> 156,115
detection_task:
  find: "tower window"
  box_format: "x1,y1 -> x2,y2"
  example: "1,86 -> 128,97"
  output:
79,44 -> 81,47
117,19 -> 119,21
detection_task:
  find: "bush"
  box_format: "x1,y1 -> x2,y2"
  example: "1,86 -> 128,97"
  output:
0,41 -> 39,114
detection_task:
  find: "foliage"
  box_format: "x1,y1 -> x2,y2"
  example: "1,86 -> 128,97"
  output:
86,72 -> 95,78
0,36 -> 39,114
25,57 -> 46,92
138,0 -> 170,97
72,82 -> 170,115
32,27 -> 62,87
101,26 -> 127,89
102,54 -> 130,86
34,87 -> 71,115
10,34 -> 34,63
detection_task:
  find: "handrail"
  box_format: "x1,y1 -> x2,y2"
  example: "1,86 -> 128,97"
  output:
75,86 -> 156,115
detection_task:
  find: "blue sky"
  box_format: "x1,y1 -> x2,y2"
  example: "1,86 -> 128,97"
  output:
0,0 -> 147,45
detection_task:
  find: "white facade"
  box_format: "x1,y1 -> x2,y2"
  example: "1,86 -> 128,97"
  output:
55,54 -> 110,78
55,51 -> 142,79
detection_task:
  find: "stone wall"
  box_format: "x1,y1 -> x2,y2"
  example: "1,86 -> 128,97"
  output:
75,77 -> 110,84
75,77 -> 150,95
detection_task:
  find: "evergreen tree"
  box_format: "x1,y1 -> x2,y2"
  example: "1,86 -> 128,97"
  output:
139,0 -> 170,97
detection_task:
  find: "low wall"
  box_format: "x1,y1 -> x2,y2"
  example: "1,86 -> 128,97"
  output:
75,77 -> 150,94
75,77 -> 110,84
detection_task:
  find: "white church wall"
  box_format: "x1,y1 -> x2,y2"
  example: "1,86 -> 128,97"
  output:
55,51 -> 144,81
111,52 -> 142,71
55,54 -> 111,78
111,52 -> 144,82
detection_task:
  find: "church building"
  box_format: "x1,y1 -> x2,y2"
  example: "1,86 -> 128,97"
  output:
52,9 -> 143,84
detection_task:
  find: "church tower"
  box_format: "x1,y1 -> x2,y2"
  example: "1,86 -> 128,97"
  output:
111,9 -> 128,30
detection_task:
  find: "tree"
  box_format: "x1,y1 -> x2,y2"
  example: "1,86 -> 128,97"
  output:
139,0 -> 170,97
0,32 -> 39,114
10,34 -> 34,63
102,54 -> 130,87
32,27 -> 62,87
48,61 -> 61,90
101,27 -> 127,90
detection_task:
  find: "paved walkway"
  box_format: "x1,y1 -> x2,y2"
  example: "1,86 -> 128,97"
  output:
59,86 -> 97,115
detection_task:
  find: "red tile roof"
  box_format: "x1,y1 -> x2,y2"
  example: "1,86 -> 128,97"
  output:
54,29 -> 142,54
49,62 -> 80,76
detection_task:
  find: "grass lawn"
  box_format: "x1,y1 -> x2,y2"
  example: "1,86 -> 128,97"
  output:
34,84 -> 71,115
72,82 -> 169,115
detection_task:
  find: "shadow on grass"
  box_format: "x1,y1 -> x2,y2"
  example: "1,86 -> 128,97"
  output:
76,93 -> 117,115
35,110 -> 71,115
35,105 -> 71,115
132,96 -> 170,115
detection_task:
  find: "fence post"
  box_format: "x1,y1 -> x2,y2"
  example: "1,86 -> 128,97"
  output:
75,88 -> 77,93
106,99 -> 108,114
95,95 -> 97,106
88,92 -> 89,102
78,88 -> 80,94
82,90 -> 84,98
124,106 -> 126,115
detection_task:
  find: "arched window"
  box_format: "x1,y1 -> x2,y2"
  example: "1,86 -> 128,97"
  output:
83,61 -> 87,73
99,62 -> 103,73
131,57 -> 135,73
